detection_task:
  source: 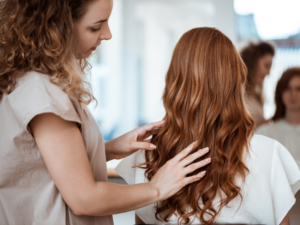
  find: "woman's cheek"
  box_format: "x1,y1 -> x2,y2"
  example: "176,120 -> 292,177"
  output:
282,92 -> 289,106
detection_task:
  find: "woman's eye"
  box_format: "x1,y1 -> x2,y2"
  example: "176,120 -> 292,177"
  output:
265,64 -> 271,69
91,26 -> 101,32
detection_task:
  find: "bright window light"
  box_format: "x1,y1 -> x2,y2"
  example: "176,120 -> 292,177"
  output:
234,0 -> 300,40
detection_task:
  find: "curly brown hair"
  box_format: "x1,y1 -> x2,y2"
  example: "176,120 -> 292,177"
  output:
240,42 -> 275,104
0,0 -> 97,103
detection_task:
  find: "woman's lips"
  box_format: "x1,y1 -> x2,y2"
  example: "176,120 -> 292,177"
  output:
90,47 -> 96,51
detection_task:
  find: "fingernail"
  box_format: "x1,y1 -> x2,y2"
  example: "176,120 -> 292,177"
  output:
150,144 -> 156,149
200,171 -> 206,176
202,147 -> 209,153
206,158 -> 211,162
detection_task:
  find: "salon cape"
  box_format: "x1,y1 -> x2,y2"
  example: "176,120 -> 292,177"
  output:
116,134 -> 300,225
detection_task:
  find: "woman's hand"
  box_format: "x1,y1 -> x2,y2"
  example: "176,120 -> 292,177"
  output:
149,141 -> 211,201
105,121 -> 165,161
30,113 -> 210,216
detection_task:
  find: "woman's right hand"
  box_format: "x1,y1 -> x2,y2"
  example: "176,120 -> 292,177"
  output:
149,142 -> 211,201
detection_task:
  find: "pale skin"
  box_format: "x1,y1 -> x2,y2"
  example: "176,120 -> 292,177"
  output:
29,0 -> 211,217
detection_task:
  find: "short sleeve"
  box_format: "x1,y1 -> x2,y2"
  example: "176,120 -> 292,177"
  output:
271,141 -> 300,224
115,150 -> 148,185
8,72 -> 81,135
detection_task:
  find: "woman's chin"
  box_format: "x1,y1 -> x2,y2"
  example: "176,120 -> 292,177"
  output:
76,51 -> 92,60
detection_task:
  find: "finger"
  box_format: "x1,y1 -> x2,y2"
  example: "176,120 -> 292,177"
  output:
144,120 -> 165,130
140,128 -> 161,138
136,121 -> 165,136
144,128 -> 162,136
184,157 -> 211,174
173,141 -> 198,162
137,129 -> 161,141
184,171 -> 207,185
180,147 -> 209,167
130,141 -> 157,151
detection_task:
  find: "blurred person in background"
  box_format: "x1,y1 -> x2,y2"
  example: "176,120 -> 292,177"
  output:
256,67 -> 300,160
240,42 -> 275,128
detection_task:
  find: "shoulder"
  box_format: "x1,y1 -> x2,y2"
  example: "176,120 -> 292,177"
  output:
248,134 -> 299,183
246,134 -> 280,173
18,70 -> 49,84
244,135 -> 300,225
5,71 -> 81,131
248,134 -> 299,177
249,133 -> 292,157
15,71 -> 64,95
250,134 -> 278,153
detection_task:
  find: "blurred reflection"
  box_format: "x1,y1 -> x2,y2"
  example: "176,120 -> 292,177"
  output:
256,68 -> 300,161
84,0 -> 300,170
240,42 -> 275,128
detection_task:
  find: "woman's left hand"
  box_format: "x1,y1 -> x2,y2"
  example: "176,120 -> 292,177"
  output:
105,121 -> 165,161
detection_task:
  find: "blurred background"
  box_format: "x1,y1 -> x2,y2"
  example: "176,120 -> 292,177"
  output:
86,0 -> 300,224
87,0 -> 300,169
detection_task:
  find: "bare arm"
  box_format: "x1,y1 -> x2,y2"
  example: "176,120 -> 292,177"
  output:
135,214 -> 145,224
280,213 -> 290,225
30,113 -> 211,216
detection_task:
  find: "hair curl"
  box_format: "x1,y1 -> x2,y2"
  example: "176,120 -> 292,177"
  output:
140,28 -> 254,225
0,0 -> 96,103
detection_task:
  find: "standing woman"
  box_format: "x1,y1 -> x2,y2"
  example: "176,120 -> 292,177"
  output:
256,67 -> 300,160
240,42 -> 275,128
0,0 -> 211,224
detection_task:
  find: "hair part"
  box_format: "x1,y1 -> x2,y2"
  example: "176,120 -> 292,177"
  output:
0,0 -> 96,103
272,67 -> 300,121
139,27 -> 254,225
240,42 -> 275,104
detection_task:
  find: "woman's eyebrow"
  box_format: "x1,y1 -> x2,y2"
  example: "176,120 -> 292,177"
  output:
93,19 -> 107,24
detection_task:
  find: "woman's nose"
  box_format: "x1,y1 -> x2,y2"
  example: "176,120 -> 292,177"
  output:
100,24 -> 112,41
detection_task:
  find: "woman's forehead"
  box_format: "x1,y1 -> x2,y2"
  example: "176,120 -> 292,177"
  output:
81,0 -> 113,25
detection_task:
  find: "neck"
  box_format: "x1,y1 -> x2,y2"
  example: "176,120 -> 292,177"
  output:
284,108 -> 300,125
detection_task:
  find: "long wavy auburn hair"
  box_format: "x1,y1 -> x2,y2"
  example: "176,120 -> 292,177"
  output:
141,28 -> 255,224
0,0 -> 96,103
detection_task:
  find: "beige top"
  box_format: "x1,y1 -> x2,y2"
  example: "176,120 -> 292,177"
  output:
0,71 -> 113,225
256,119 -> 300,163
244,95 -> 266,127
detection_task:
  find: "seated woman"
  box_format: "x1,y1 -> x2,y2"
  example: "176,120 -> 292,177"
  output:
116,28 -> 300,225
256,67 -> 300,162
